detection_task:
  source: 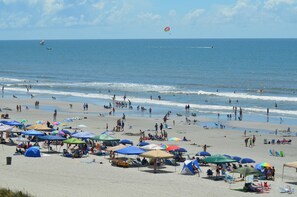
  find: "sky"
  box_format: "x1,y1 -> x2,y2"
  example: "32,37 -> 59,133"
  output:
0,0 -> 297,40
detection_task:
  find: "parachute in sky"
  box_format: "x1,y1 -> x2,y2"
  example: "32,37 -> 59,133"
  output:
164,26 -> 170,32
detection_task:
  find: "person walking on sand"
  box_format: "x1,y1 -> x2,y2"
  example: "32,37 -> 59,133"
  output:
249,138 -> 253,148
252,135 -> 256,146
245,138 -> 249,147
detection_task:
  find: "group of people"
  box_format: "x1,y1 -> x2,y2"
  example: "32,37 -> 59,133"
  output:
244,135 -> 256,147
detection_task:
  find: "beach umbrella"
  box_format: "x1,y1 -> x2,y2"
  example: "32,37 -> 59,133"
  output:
90,133 -> 120,141
255,162 -> 272,170
22,130 -> 44,136
175,147 -> 187,152
168,137 -> 182,141
240,158 -> 255,164
166,145 -> 180,152
1,120 -> 23,126
38,135 -> 66,141
137,141 -> 150,146
232,156 -> 242,162
141,144 -> 165,151
159,144 -> 168,149
36,120 -> 45,124
106,144 -> 126,152
24,146 -> 41,157
52,130 -> 65,136
52,121 -> 61,126
0,124 -> 14,132
63,138 -> 86,144
71,131 -> 95,139
20,119 -> 28,123
115,146 -> 145,155
231,166 -> 263,177
202,154 -> 236,164
26,124 -> 52,131
119,139 -> 133,145
223,154 -> 232,158
140,150 -> 174,173
196,151 -> 211,156
61,129 -> 72,135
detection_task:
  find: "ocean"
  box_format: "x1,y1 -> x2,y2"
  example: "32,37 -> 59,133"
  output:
1,39 -> 297,125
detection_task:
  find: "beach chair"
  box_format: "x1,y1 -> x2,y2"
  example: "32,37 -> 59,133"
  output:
264,139 -> 267,144
280,151 -> 285,157
224,174 -> 235,184
275,151 -> 280,157
271,139 -> 275,145
269,149 -> 275,156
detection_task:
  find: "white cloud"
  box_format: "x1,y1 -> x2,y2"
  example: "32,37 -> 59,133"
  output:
183,9 -> 204,24
93,1 -> 105,10
137,12 -> 161,22
219,0 -> 251,18
43,0 -> 64,15
264,0 -> 296,9
169,10 -> 176,17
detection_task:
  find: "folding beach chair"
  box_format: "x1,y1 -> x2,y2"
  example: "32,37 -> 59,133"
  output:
269,149 -> 275,156
280,151 -> 285,157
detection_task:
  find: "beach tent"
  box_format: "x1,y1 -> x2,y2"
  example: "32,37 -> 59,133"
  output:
24,146 -> 41,157
63,138 -> 86,144
115,146 -> 145,155
282,161 -> 297,181
181,160 -> 200,175
38,135 -> 66,141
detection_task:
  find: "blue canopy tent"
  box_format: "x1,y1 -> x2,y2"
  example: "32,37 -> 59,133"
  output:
24,146 -> 41,157
115,146 -> 145,155
181,160 -> 201,175
38,135 -> 66,152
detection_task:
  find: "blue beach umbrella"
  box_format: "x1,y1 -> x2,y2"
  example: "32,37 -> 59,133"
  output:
175,147 -> 188,153
240,158 -> 255,164
223,154 -> 232,158
196,151 -> 211,156
22,130 -> 44,136
137,141 -> 150,146
232,156 -> 242,162
119,139 -> 133,145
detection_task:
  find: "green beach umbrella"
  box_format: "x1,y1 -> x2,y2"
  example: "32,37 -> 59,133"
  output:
63,138 -> 86,144
231,166 -> 263,177
90,133 -> 120,141
202,154 -> 236,164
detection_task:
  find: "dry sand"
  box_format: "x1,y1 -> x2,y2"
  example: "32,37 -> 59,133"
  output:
0,97 -> 296,197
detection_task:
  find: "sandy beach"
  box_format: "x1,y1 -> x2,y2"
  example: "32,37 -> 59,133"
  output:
0,97 -> 296,197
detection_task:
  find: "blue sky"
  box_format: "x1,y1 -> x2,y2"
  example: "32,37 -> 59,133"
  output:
0,0 -> 297,39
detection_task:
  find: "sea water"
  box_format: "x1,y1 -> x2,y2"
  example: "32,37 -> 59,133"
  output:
0,39 -> 297,125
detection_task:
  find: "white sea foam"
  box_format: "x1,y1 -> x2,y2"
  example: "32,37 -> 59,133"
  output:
5,87 -> 297,116
0,77 -> 24,82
